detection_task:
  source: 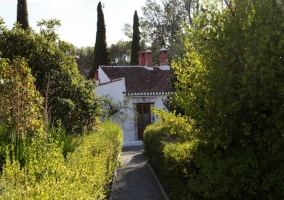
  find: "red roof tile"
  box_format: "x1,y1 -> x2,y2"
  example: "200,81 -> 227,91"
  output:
100,66 -> 173,95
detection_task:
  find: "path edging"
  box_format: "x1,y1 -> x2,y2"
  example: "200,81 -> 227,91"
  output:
109,154 -> 120,200
109,147 -> 169,200
146,160 -> 170,200
109,167 -> 116,200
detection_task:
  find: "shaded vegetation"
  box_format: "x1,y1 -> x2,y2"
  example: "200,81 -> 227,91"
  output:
88,1 -> 110,78
130,11 -> 140,65
144,0 -> 284,199
17,0 -> 29,30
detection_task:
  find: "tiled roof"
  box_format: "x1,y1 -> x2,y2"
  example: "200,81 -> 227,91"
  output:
100,66 -> 173,95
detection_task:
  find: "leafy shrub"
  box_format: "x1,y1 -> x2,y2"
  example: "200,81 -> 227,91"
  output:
144,116 -> 199,200
0,121 -> 123,199
48,123 -> 83,158
0,19 -> 101,135
0,56 -> 44,170
145,1 -> 284,199
143,122 -> 169,168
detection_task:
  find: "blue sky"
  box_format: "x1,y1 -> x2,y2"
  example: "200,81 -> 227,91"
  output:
0,0 -> 148,48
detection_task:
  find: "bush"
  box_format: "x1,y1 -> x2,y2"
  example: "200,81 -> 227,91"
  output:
145,1 -> 284,199
145,106 -> 284,200
0,121 -> 123,199
143,117 -> 198,200
143,122 -> 168,168
0,19 -> 101,135
0,56 -> 44,170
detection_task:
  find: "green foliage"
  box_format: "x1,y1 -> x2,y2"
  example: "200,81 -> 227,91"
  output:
88,1 -> 111,78
108,40 -> 131,65
0,19 -> 101,135
153,108 -> 193,141
47,124 -> 82,158
144,112 -> 197,199
17,0 -> 29,30
143,121 -> 170,166
74,46 -> 94,60
140,0 -> 188,63
0,57 -> 43,134
145,1 -> 284,199
0,121 -> 123,199
162,94 -> 185,116
0,57 -> 44,169
174,0 -> 284,151
130,11 -> 140,65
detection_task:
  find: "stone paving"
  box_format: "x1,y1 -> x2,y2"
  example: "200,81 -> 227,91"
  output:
110,145 -> 167,200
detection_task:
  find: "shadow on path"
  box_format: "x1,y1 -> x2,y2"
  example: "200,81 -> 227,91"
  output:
111,145 -> 165,200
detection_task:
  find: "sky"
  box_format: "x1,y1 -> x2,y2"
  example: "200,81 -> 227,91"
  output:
0,0 -> 148,48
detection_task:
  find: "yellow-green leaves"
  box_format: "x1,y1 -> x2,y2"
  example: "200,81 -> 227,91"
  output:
0,57 -> 43,134
1,121 -> 123,199
0,19 -> 102,135
146,0 -> 284,199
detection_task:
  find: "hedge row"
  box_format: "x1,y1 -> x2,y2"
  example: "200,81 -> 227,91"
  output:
143,120 -> 196,199
144,116 -> 284,200
144,1 -> 284,199
0,121 -> 123,199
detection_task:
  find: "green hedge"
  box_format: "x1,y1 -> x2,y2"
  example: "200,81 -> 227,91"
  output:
144,118 -> 284,200
144,120 -> 198,199
143,1 -> 284,199
0,121 -> 123,199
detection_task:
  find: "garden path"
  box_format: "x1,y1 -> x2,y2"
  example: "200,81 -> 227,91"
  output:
110,143 -> 168,200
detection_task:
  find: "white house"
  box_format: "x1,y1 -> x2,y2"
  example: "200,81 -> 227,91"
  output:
95,47 -> 173,145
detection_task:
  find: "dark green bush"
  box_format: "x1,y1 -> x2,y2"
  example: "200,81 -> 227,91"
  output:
143,119 -> 198,199
144,119 -> 284,199
143,122 -> 169,167
145,1 -> 284,199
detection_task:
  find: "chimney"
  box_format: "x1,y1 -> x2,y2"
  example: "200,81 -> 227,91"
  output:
145,50 -> 152,67
138,50 -> 145,66
159,46 -> 168,66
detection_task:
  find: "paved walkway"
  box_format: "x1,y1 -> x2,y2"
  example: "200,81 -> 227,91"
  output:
110,145 -> 168,200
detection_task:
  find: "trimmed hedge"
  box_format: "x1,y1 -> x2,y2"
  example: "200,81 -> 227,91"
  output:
0,121 -> 123,199
144,117 -> 284,200
143,120 -> 198,199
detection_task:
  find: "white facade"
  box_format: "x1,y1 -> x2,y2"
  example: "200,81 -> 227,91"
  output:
122,95 -> 167,143
95,66 -> 170,145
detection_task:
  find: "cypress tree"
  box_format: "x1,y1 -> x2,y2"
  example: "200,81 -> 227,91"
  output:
130,10 -> 140,65
88,1 -> 110,79
17,0 -> 29,30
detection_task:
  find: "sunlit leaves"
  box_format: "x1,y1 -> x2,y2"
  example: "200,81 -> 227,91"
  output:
0,20 -> 101,135
149,0 -> 284,198
0,57 -> 43,134
1,121 -> 123,199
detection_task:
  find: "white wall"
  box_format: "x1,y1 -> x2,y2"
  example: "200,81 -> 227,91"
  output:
95,78 -> 125,101
95,68 -> 169,144
121,95 -> 168,144
98,67 -> 111,84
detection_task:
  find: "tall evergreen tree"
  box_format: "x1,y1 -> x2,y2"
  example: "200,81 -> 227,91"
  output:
17,0 -> 29,30
88,1 -> 110,79
130,10 -> 140,65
